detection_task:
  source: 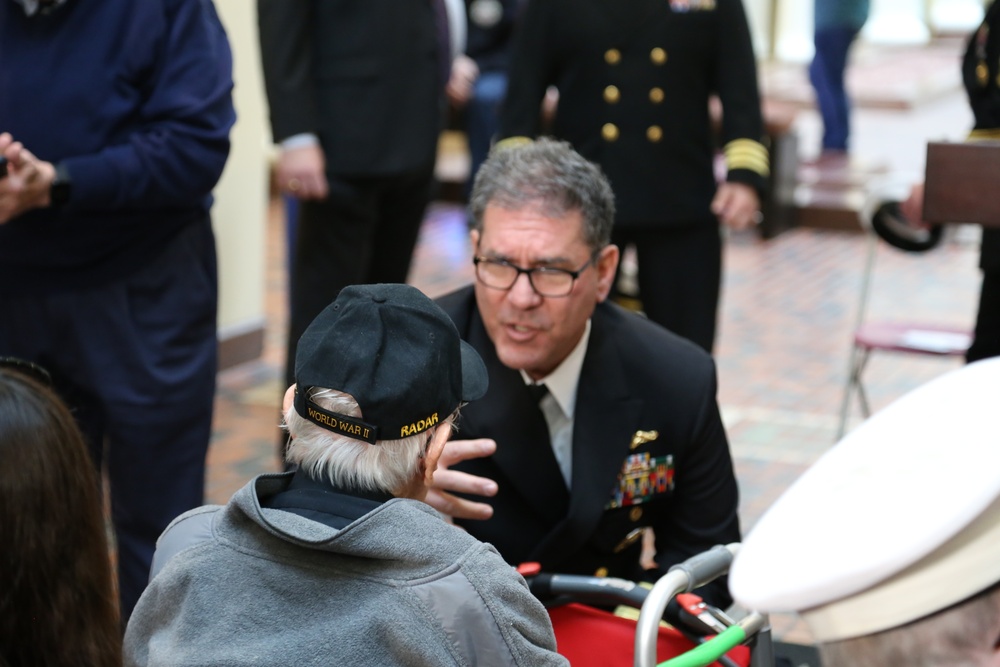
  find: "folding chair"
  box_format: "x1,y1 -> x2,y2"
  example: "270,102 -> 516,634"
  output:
835,201 -> 971,441
839,320 -> 970,439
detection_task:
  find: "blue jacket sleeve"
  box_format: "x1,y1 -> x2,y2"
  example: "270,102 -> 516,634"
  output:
63,0 -> 236,211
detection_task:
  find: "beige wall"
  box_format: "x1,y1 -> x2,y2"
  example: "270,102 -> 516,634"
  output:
212,0 -> 270,346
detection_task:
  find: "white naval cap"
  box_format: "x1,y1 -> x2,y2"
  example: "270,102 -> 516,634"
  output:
729,357 -> 1000,643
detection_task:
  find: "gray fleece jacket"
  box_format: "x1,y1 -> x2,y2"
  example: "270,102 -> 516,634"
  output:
124,473 -> 567,666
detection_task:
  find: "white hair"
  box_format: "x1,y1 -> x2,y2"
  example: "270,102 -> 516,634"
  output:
819,582 -> 1000,667
283,388 -> 458,494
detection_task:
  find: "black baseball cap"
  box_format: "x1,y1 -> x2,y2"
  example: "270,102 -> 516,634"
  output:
293,284 -> 488,444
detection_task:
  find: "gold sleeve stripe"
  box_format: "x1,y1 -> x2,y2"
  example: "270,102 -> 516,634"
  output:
724,139 -> 770,176
493,136 -> 533,152
968,128 -> 1000,141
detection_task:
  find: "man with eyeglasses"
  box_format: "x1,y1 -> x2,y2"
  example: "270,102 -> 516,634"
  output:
432,138 -> 740,607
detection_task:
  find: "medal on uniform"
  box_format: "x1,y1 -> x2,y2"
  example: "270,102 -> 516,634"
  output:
469,0 -> 502,28
669,0 -> 715,10
606,453 -> 675,509
976,24 -> 990,88
629,429 -> 659,450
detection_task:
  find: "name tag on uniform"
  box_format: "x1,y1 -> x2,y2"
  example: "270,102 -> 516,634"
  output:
606,453 -> 675,509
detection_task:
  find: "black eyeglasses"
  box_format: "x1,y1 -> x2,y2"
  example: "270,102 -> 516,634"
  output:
473,251 -> 601,297
0,357 -> 53,387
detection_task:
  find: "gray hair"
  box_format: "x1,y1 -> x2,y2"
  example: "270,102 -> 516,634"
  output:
819,582 -> 1000,667
283,388 -> 458,494
468,137 -> 616,251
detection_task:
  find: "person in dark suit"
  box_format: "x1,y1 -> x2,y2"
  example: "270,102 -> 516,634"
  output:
257,0 -> 447,392
963,1 -> 1000,363
430,138 -> 741,606
900,1 -> 1000,364
446,0 -> 521,195
497,0 -> 769,353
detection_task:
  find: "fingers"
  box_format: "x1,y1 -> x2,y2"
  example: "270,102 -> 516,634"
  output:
899,182 -> 925,226
432,467 -> 498,498
712,182 -> 761,231
0,137 -> 53,224
446,55 -> 479,107
424,489 -> 495,521
446,81 -> 472,106
435,438 -> 498,496
426,438 -> 498,521
451,54 -> 479,83
277,145 -> 328,200
1,139 -> 25,166
439,437 -> 497,466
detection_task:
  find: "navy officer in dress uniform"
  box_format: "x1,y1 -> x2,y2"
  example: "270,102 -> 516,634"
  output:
430,138 -> 741,607
497,0 -> 769,353
901,1 -> 1000,364
964,0 -> 1000,363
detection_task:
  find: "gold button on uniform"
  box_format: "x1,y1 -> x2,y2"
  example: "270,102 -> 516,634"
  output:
605,48 -> 621,65
647,125 -> 663,142
603,85 -> 620,104
629,506 -> 643,522
602,123 -> 619,142
650,47 -> 667,65
649,87 -> 665,104
595,567 -> 609,578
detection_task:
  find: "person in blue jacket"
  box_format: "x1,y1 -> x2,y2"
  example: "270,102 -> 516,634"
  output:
0,0 -> 236,623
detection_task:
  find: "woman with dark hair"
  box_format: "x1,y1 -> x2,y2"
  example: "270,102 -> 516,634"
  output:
0,360 -> 121,667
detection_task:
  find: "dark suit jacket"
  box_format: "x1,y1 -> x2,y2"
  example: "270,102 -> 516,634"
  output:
437,286 -> 740,605
499,0 -> 767,227
964,0 -> 1000,271
257,0 -> 442,175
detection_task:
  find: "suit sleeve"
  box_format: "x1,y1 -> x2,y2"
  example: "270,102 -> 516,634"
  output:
653,360 -> 741,607
62,0 -> 234,211
498,0 -> 555,140
714,0 -> 768,194
257,0 -> 320,142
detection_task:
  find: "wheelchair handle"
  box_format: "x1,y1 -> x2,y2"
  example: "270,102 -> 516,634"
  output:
525,572 -> 651,609
635,544 -> 740,667
666,544 -> 738,591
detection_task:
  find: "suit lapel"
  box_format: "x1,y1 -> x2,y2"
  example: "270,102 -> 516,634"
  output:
530,305 -> 643,564
464,308 -> 570,526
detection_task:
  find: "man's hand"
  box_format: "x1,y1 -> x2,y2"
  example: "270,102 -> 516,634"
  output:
276,144 -> 328,201
711,181 -> 761,231
0,133 -> 55,224
426,438 -> 498,521
899,182 -> 928,228
445,54 -> 479,108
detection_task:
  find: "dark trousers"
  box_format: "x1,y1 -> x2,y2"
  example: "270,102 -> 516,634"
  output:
285,167 -> 435,389
968,269 -> 1000,363
0,218 -> 218,623
463,71 -> 508,199
612,223 -> 723,354
810,25 -> 861,151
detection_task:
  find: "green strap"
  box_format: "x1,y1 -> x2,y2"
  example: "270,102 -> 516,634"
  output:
657,626 -> 747,667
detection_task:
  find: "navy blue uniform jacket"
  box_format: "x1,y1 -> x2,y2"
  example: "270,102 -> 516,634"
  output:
437,286 -> 741,605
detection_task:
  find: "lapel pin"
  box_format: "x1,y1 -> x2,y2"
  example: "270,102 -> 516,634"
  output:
630,430 -> 659,450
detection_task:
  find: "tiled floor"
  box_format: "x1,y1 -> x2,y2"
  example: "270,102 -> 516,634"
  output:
205,41 -> 984,647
